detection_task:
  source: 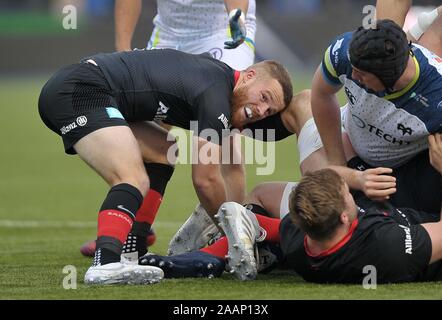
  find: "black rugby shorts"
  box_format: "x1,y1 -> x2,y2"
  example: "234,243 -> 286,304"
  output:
38,62 -> 127,154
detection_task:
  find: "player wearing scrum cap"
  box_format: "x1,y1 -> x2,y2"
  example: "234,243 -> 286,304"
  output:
311,19 -> 442,215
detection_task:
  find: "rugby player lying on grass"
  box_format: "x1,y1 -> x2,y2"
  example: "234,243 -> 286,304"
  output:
140,132 -> 442,283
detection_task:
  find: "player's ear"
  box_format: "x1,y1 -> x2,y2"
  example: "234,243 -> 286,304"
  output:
244,68 -> 257,81
340,211 -> 349,225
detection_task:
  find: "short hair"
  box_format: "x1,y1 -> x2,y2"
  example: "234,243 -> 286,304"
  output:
250,60 -> 293,107
289,169 -> 346,241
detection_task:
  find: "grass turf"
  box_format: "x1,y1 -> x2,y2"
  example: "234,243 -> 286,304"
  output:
1,76 -> 441,300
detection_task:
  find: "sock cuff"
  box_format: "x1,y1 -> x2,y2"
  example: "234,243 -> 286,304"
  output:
96,236 -> 123,255
110,183 -> 144,204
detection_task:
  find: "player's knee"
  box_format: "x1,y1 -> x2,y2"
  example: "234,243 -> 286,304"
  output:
245,183 -> 270,207
111,169 -> 150,196
192,174 -> 221,195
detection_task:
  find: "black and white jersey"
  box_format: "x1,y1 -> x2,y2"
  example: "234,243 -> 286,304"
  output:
322,32 -> 442,168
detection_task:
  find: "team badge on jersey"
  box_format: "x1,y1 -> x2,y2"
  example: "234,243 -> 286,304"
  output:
154,101 -> 169,122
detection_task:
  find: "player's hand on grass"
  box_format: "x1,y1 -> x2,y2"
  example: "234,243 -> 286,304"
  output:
429,133 -> 442,174
224,9 -> 246,49
356,167 -> 396,202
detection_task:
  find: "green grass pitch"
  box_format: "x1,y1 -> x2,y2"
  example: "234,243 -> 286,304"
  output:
1,75 -> 441,300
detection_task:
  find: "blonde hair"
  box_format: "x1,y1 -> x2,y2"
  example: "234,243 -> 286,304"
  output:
289,169 -> 345,240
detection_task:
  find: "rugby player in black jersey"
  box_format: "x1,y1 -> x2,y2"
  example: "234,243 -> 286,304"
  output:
140,133 -> 442,284
38,48 -> 293,285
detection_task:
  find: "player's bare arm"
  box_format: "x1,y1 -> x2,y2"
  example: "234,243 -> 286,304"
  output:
220,133 -> 246,204
310,65 -> 345,166
376,0 -> 412,27
192,136 -> 227,218
115,0 -> 142,51
224,0 -> 248,15
376,0 -> 441,54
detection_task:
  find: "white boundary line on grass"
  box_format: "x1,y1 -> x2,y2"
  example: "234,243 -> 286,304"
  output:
0,220 -> 182,229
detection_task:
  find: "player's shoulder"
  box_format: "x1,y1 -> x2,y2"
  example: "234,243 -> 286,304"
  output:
279,214 -> 304,254
412,44 -> 442,86
412,43 -> 442,74
325,31 -> 353,64
404,44 -> 442,111
327,32 -> 353,53
321,31 -> 353,85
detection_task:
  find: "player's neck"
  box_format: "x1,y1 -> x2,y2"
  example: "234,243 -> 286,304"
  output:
306,224 -> 351,255
235,71 -> 246,89
392,56 -> 416,92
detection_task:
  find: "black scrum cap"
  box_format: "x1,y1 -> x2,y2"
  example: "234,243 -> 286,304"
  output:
349,19 -> 411,90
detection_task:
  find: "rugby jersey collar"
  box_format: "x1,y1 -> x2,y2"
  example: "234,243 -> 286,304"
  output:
304,218 -> 359,258
234,70 -> 240,85
383,53 -> 420,100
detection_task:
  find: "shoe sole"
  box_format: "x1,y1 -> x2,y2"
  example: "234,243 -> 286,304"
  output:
216,205 -> 257,281
84,266 -> 164,285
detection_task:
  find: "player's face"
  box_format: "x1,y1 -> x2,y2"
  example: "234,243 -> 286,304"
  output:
351,67 -> 386,92
231,77 -> 285,128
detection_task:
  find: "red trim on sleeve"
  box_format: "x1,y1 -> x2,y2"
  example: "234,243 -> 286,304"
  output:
304,219 -> 359,258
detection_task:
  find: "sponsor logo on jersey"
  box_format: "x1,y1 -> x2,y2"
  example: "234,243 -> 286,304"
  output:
345,87 -> 356,105
218,113 -> 229,129
397,123 -> 413,136
154,101 -> 169,122
60,122 -> 77,135
209,47 -> 223,60
350,113 -> 412,146
76,116 -> 87,126
410,92 -> 429,107
60,116 -> 87,135
331,38 -> 343,55
395,209 -> 411,226
331,38 -> 343,65
398,224 -> 413,254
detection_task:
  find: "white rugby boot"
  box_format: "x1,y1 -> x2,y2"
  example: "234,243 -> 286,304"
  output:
215,202 -> 263,281
84,261 -> 164,285
167,203 -> 219,256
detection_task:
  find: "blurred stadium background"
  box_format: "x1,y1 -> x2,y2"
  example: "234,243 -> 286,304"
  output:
1,0 -> 442,299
